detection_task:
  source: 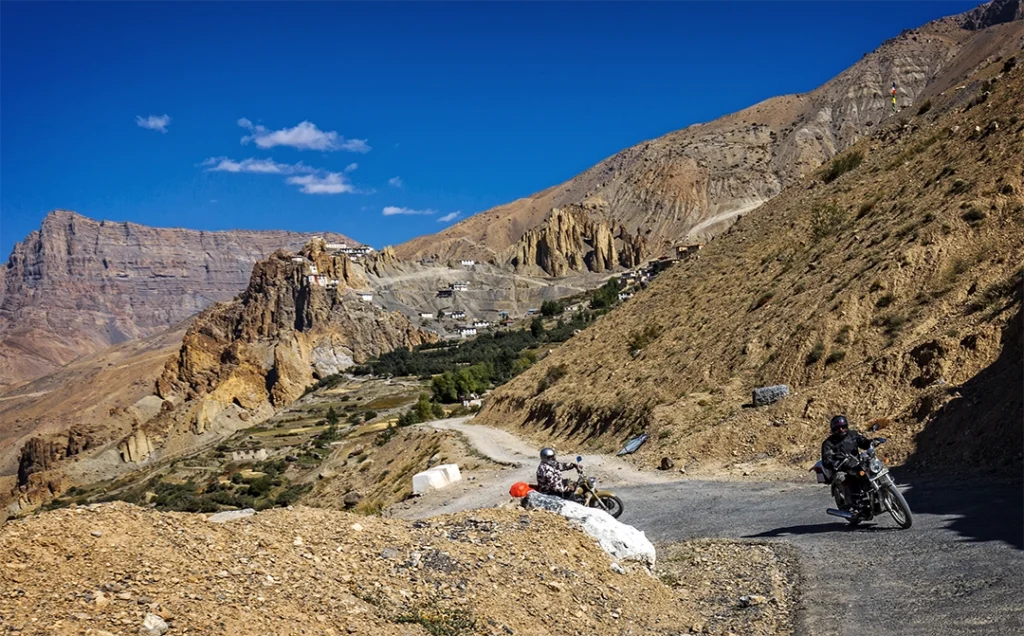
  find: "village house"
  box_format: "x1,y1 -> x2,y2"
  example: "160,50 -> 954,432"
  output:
473,320 -> 491,329
458,326 -> 477,338
437,289 -> 454,299
419,312 -> 435,320
460,259 -> 476,267
450,281 -> 470,292
450,310 -> 466,319
358,292 -> 373,302
618,292 -> 634,301
230,448 -> 268,463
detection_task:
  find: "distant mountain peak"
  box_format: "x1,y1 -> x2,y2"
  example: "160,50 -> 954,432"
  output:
957,0 -> 1023,30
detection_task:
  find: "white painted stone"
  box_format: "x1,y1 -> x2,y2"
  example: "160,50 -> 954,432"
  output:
523,491 -> 656,567
207,508 -> 256,523
412,464 -> 462,494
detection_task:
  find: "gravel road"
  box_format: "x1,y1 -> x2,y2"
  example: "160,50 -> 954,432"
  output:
400,418 -> 1024,636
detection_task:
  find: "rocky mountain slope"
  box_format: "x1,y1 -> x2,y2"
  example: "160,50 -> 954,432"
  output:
0,502 -> 796,636
0,210 -> 354,390
395,0 -> 1022,276
477,53 -> 1023,476
2,240 -> 434,516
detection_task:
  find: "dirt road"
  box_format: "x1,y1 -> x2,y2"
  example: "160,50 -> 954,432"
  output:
394,417 -> 1024,636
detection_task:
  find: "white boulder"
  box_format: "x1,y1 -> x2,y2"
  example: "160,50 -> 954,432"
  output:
412,463 -> 462,494
522,491 -> 656,567
207,508 -> 256,523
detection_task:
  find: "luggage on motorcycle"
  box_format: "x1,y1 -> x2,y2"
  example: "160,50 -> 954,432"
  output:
811,461 -> 832,484
509,482 -> 533,498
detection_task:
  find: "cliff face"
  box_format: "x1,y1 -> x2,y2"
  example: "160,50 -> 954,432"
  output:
0,210 -> 355,390
394,1 -> 1023,267
157,239 -> 435,415
503,206 -> 649,277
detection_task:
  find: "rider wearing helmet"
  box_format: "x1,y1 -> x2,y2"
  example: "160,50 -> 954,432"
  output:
821,415 -> 874,512
821,415 -> 873,473
536,448 -> 578,498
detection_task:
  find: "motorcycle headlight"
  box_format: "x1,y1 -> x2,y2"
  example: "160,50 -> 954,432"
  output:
869,458 -> 884,474
587,477 -> 597,487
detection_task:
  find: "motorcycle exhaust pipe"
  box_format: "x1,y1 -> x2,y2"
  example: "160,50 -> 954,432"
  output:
826,508 -> 854,519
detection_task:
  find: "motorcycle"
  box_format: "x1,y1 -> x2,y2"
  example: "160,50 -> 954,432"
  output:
570,456 -> 624,518
811,437 -> 913,529
514,455 -> 624,518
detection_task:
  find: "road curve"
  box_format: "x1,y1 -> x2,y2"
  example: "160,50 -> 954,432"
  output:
408,418 -> 1024,636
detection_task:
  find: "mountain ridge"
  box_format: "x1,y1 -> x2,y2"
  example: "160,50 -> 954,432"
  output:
394,0 -> 1022,276
0,210 -> 356,390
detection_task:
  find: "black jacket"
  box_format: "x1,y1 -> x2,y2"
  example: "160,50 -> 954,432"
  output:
821,429 -> 872,473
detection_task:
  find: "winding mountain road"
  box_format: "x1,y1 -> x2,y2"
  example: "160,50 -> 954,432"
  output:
399,418 -> 1024,636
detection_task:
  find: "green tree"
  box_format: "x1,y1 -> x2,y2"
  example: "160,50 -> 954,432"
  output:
326,406 -> 339,426
530,316 -> 546,339
541,300 -> 563,317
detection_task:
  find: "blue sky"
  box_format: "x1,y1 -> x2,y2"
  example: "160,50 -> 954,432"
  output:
0,1 -> 979,257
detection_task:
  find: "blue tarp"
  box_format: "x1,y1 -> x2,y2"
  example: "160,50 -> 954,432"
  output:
617,433 -> 649,456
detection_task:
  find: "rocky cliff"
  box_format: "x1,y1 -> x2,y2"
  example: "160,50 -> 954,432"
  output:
0,210 -> 355,390
503,205 -> 649,277
394,1 -> 1023,269
157,239 -> 435,422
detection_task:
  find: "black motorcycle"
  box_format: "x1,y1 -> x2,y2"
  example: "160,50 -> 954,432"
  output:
811,437 -> 913,529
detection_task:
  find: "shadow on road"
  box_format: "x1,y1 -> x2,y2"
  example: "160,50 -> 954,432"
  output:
745,522 -> 894,538
899,474 -> 1023,550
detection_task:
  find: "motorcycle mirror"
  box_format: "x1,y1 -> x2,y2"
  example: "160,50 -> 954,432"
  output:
869,422 -> 880,432
576,456 -> 583,463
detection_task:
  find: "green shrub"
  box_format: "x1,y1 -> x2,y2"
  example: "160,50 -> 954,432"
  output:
948,179 -> 973,195
835,325 -> 852,345
811,202 -> 847,240
806,342 -> 826,365
875,292 -> 896,308
961,208 -> 987,225
628,324 -> 664,352
916,100 -> 932,115
825,350 -> 847,365
822,151 -> 863,184
872,313 -> 908,337
751,291 -> 774,310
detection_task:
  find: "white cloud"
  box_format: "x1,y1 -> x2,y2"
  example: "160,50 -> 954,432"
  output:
238,119 -> 370,152
136,114 -> 171,133
287,172 -> 354,195
382,206 -> 435,216
388,176 -> 404,188
344,163 -> 359,173
200,157 -> 315,175
437,211 -> 461,223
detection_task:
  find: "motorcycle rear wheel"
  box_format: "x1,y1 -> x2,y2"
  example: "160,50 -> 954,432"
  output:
883,485 -> 913,529
593,495 -> 624,518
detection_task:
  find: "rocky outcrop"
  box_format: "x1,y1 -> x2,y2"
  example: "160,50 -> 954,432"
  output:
957,0 -> 1022,30
503,207 -> 648,277
117,429 -> 156,464
158,241 -> 435,412
0,210 -> 356,390
394,4 -> 1022,265
16,426 -> 94,486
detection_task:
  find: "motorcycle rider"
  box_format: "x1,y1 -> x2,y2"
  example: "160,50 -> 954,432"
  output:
536,448 -> 579,499
821,415 -> 876,512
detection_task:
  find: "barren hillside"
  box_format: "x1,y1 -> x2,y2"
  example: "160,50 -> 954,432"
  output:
478,55 -> 1024,476
395,1 -> 1022,277
0,502 -> 797,636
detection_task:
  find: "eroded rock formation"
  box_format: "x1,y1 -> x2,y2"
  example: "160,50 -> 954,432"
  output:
158,239 -> 435,413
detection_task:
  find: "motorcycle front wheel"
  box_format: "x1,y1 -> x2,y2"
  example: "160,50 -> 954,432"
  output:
882,484 -> 913,529
592,495 -> 624,518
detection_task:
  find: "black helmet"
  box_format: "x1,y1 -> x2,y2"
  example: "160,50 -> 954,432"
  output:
830,415 -> 849,433
540,447 -> 556,461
